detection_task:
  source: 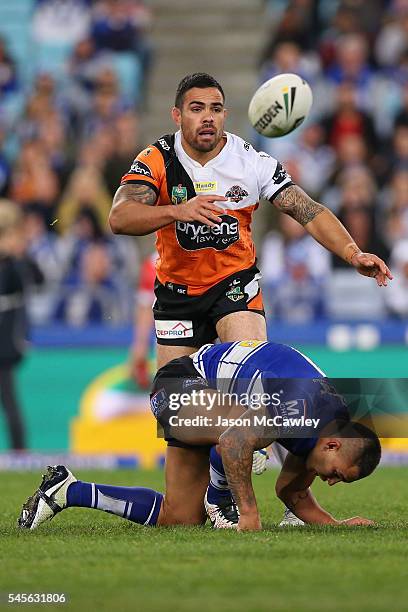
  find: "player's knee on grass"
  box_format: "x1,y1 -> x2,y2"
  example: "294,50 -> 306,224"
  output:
157,495 -> 207,526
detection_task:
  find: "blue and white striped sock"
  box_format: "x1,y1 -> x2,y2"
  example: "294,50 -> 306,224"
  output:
66,481 -> 162,526
206,445 -> 232,504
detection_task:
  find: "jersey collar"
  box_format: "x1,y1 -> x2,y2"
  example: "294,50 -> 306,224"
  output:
174,130 -> 230,168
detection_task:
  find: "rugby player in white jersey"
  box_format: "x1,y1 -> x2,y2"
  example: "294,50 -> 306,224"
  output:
108,73 -> 390,527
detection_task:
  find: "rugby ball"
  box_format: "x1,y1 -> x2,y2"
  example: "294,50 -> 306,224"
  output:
248,73 -> 313,138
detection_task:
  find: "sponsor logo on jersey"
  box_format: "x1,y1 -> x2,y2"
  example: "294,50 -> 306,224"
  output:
175,214 -> 239,251
171,184 -> 188,204
272,162 -> 290,184
155,320 -> 193,338
280,398 -> 307,419
226,284 -> 245,302
182,377 -> 209,390
165,280 -> 187,295
259,151 -> 271,158
193,181 -> 218,193
150,388 -> 169,418
143,148 -> 152,156
244,141 -> 250,151
238,340 -> 264,348
225,185 -> 249,203
129,160 -> 153,178
158,138 -> 170,151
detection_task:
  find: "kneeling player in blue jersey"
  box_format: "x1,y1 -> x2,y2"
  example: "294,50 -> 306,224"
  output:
18,341 -> 380,532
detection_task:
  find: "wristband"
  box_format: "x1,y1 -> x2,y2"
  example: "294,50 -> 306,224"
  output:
343,242 -> 362,265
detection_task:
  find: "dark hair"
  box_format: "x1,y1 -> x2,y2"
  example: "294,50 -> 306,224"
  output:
175,73 -> 225,109
351,422 -> 382,479
332,420 -> 381,479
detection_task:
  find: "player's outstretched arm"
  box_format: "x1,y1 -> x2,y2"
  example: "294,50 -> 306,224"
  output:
272,185 -> 392,287
275,453 -> 374,526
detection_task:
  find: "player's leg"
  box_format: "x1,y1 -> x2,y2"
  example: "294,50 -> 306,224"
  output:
156,344 -> 197,369
18,465 -> 164,530
216,310 -> 266,342
157,445 -> 210,525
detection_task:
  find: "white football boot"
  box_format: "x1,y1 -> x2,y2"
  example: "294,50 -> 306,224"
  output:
278,508 -> 305,527
204,488 -> 239,529
18,465 -> 77,530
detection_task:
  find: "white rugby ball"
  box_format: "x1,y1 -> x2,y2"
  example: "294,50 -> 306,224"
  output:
248,73 -> 313,138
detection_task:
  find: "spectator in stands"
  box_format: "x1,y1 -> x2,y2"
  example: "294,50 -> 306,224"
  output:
394,81 -> 408,128
333,205 -> 389,270
9,139 -> 59,225
90,0 -> 152,88
54,241 -> 123,326
261,214 -> 330,322
57,162 -> 112,234
289,122 -> 335,199
0,127 -> 10,197
383,238 -> 408,318
321,81 -> 378,153
260,40 -> 320,86
0,37 -> 18,96
375,2 -> 408,68
79,66 -> 128,139
0,199 -> 44,450
32,0 -> 92,47
385,170 -> 408,243
103,110 -> 140,197
326,34 -> 375,103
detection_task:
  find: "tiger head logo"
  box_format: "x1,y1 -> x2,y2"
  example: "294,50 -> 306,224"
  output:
225,185 -> 249,203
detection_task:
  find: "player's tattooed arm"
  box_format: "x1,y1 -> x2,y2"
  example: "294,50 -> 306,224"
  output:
114,183 -> 158,207
272,185 -> 392,286
271,185 -> 325,226
109,183 -> 176,236
218,416 -> 273,531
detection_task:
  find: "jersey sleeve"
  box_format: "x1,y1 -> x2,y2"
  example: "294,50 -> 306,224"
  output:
120,146 -> 164,197
256,151 -> 295,201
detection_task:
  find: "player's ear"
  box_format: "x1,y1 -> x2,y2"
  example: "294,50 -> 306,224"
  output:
324,439 -> 341,451
172,106 -> 181,126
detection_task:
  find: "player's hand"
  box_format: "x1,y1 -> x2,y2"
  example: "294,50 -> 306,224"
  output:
350,252 -> 393,287
237,513 -> 262,531
129,351 -> 151,389
340,516 -> 376,526
173,195 -> 228,228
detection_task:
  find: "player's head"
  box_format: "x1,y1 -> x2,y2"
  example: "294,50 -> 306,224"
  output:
172,73 -> 227,153
306,420 -> 381,485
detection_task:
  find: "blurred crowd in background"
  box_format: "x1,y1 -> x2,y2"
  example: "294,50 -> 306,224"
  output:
0,0 -> 407,327
259,0 -> 408,321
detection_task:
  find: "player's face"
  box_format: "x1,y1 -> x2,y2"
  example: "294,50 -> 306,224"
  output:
307,440 -> 361,485
172,87 -> 227,153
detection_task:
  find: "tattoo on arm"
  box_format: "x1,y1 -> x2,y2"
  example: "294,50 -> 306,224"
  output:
286,489 -> 310,513
219,430 -> 256,511
272,185 -> 325,226
114,184 -> 157,207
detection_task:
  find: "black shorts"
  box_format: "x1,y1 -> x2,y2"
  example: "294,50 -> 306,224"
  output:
150,355 -> 212,451
153,264 -> 265,347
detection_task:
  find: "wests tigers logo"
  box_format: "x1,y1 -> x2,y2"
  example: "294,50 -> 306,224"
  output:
225,185 -> 249,203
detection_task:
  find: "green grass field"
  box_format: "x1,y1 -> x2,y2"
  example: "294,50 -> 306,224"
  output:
1,467 -> 408,612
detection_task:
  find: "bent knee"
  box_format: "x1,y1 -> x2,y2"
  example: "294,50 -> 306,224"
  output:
157,498 -> 206,526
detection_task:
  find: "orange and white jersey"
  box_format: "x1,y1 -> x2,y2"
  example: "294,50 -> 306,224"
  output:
121,131 -> 293,295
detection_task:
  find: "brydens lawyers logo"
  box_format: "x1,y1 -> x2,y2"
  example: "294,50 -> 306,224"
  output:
155,320 -> 193,338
